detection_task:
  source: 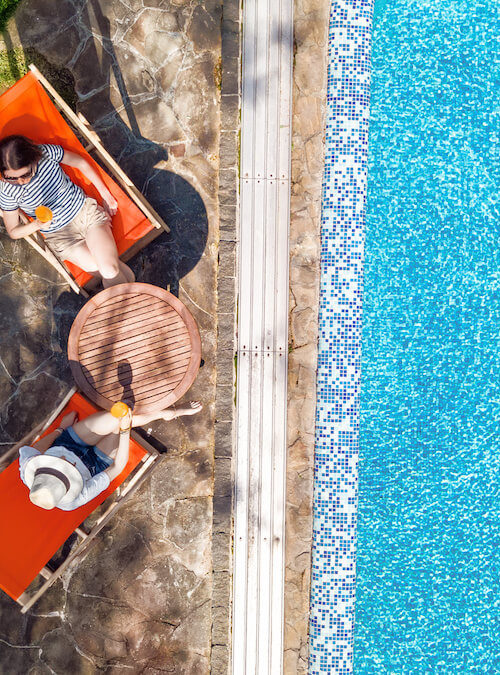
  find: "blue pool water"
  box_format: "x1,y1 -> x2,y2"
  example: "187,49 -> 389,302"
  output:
355,0 -> 499,671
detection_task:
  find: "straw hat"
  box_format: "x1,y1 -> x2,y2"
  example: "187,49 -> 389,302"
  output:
24,455 -> 84,510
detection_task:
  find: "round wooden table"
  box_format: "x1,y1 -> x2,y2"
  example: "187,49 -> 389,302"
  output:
68,283 -> 201,414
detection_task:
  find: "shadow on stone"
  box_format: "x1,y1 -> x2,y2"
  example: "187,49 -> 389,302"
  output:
129,169 -> 209,296
0,235 -> 74,443
48,532 -> 78,571
132,426 -> 168,455
53,290 -> 87,355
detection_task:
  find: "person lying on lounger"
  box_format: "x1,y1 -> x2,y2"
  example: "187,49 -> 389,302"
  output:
19,402 -> 202,511
0,134 -> 134,288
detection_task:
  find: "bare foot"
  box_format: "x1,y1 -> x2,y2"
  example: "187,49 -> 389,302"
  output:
162,401 -> 203,421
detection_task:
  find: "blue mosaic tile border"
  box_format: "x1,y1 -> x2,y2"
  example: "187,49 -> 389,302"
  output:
309,1 -> 374,673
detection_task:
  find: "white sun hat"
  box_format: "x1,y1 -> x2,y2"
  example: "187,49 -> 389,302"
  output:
24,455 -> 84,510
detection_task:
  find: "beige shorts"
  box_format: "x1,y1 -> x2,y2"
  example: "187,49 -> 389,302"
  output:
44,197 -> 111,256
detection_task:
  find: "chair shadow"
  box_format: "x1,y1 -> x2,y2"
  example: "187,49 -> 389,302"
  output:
13,0 -> 209,298
127,169 -> 209,296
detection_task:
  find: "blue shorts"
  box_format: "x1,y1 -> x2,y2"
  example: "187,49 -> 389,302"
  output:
54,427 -> 113,477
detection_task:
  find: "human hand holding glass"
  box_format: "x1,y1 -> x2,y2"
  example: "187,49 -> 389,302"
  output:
35,205 -> 52,228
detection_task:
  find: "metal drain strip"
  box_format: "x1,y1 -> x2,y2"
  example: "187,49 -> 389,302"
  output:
232,0 -> 293,672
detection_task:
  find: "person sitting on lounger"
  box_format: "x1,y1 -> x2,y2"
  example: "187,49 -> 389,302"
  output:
19,402 -> 202,511
0,134 -> 134,288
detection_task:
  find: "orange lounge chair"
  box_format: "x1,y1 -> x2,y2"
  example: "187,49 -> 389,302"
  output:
0,389 -> 159,613
0,65 -> 169,295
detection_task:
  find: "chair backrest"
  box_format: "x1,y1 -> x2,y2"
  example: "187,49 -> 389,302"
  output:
0,392 -> 147,601
0,72 -> 152,286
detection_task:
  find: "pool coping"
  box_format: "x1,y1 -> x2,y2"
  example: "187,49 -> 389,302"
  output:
210,0 -> 240,673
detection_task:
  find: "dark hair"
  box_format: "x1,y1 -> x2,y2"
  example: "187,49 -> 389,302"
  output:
0,135 -> 43,174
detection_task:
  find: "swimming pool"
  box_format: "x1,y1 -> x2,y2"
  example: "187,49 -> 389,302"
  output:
356,0 -> 499,671
311,0 -> 498,672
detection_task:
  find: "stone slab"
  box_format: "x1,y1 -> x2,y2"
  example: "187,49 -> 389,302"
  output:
283,0 -> 330,671
0,0 -> 227,672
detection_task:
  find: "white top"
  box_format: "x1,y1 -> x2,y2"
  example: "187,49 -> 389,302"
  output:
0,144 -> 85,233
19,445 -> 110,511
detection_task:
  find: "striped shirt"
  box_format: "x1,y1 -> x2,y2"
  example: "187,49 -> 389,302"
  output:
0,144 -> 85,233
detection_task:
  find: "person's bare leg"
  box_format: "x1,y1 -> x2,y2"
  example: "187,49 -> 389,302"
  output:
61,242 -> 99,274
72,403 -> 200,442
95,432 -> 119,459
72,402 -> 202,456
132,401 -> 203,426
71,412 -> 122,458
118,260 -> 136,283
72,411 -> 120,446
85,224 -> 134,288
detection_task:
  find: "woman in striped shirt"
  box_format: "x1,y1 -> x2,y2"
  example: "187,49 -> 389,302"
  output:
0,134 -> 134,287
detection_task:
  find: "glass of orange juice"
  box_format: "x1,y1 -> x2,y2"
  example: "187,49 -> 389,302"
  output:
35,205 -> 53,223
110,401 -> 130,418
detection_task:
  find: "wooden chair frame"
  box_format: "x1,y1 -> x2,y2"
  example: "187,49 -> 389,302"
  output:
0,387 -> 160,614
19,64 -> 170,296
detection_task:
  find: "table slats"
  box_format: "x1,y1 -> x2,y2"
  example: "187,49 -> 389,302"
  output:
68,283 -> 202,413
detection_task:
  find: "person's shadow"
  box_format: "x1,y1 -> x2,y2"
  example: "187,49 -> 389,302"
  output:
117,360 -> 135,410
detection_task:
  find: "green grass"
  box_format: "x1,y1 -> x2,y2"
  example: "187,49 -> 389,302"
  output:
213,56 -> 222,91
0,46 -> 77,108
0,44 -> 26,90
0,0 -> 76,107
0,0 -> 22,32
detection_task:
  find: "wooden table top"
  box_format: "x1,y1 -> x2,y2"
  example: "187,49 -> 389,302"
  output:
68,283 -> 201,414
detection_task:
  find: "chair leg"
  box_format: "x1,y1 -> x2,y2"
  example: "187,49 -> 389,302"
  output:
23,232 -> 87,296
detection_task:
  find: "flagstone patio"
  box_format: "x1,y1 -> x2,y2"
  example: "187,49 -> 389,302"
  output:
0,0 -> 230,672
0,0 -> 326,671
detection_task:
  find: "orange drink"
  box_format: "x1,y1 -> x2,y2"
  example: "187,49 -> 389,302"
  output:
110,401 -> 130,418
35,205 -> 53,223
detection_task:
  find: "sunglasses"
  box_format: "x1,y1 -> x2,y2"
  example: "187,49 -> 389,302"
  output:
2,165 -> 35,182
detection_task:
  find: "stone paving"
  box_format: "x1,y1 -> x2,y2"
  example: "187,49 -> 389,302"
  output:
284,0 -> 330,672
0,0 -> 226,672
0,0 -> 327,671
